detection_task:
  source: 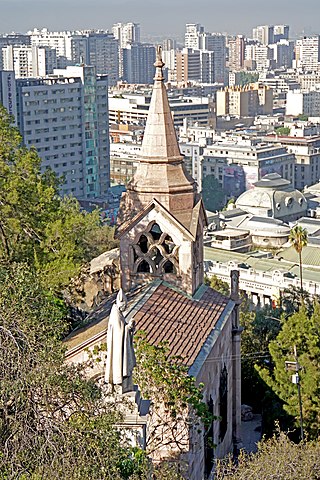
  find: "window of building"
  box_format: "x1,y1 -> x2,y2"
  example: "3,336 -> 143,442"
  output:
219,365 -> 228,442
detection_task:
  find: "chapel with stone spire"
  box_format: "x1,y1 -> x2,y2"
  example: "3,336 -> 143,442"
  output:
116,46 -> 207,295
65,47 -> 242,479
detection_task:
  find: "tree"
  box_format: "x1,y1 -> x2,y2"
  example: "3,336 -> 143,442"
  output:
204,274 -> 230,296
289,226 -> 308,294
215,432 -> 320,479
202,175 -> 225,212
0,263 -> 147,479
239,302 -> 287,435
134,333 -> 214,460
236,72 -> 259,87
281,286 -> 320,317
275,126 -> 290,135
0,106 -> 118,292
257,304 -> 320,439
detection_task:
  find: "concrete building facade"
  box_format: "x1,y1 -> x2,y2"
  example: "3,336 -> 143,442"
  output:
228,35 -> 245,72
112,22 -> 140,48
216,83 -> 273,117
15,65 -> 110,199
265,133 -> 320,190
286,89 -> 320,117
122,43 -> 156,84
2,44 -> 57,77
108,92 -> 211,127
295,36 -> 320,71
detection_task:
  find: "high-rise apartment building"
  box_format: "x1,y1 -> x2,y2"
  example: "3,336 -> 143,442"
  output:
0,70 -> 17,120
268,40 -> 294,69
273,25 -> 289,42
295,36 -> 320,71
85,33 -> 119,85
112,23 -> 140,79
185,24 -> 204,49
252,25 -> 274,45
112,23 -> 140,48
2,45 -> 57,77
176,48 -> 214,83
184,25 -> 226,84
162,39 -> 177,51
252,24 -> 289,45
12,65 -> 110,199
245,43 -> 273,71
228,35 -> 245,71
28,28 -> 72,68
176,48 -> 200,82
216,84 -> 273,117
122,43 -> 156,84
28,28 -> 119,84
199,32 -> 226,83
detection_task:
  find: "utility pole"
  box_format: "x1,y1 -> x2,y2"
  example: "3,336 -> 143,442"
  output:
285,345 -> 304,442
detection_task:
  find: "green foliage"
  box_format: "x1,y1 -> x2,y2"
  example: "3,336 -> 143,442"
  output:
204,274 -> 230,296
275,126 -> 290,135
298,114 -> 308,121
202,175 -> 225,212
236,72 -> 259,87
0,105 -> 118,292
258,304 -> 320,439
239,302 -> 288,434
289,226 -> 308,293
0,263 -> 146,479
215,431 -> 320,479
134,333 -> 214,455
281,286 -> 320,317
289,226 -> 308,255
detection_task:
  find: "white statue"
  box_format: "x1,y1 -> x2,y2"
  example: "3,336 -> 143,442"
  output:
105,289 -> 136,391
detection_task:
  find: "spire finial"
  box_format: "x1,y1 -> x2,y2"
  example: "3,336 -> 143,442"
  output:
154,45 -> 165,81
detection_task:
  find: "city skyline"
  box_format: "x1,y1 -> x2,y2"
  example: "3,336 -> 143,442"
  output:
1,0 -> 320,38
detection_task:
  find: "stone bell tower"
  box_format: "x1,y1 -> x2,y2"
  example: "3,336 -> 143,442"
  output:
116,47 -> 207,296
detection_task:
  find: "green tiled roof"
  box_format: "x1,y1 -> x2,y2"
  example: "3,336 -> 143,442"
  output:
277,245 -> 320,268
204,246 -> 320,283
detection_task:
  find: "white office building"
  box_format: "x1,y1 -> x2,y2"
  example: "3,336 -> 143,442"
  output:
286,89 -> 320,117
295,36 -> 320,71
112,23 -> 140,48
28,28 -> 72,68
2,45 -> 57,77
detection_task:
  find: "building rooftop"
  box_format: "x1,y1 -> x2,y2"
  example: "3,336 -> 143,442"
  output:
65,280 -> 230,368
276,245 -> 320,267
254,172 -> 291,188
204,246 -> 320,283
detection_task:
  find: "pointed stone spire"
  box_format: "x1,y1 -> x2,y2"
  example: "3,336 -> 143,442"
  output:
129,47 -> 196,209
140,46 -> 183,164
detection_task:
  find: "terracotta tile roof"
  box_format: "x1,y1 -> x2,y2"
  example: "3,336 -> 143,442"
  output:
131,282 -> 229,367
65,281 -> 230,369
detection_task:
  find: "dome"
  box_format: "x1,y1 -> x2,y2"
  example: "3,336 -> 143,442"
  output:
236,173 -> 307,220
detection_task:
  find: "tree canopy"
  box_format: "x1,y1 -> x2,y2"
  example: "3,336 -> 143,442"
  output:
215,432 -> 320,480
0,106 -> 118,292
258,304 -> 320,439
204,274 -> 230,296
0,263 -> 143,479
289,226 -> 308,292
201,175 -> 225,212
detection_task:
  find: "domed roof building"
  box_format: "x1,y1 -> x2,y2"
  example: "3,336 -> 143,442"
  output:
236,173 -> 307,222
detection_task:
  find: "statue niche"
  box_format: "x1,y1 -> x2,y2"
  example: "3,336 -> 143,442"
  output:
132,222 -> 179,276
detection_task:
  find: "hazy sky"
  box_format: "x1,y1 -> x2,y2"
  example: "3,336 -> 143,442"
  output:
0,0 -> 319,38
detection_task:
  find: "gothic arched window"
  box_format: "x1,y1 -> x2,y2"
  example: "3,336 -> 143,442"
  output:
132,222 -> 179,276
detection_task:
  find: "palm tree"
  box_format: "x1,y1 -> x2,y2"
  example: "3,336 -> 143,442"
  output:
289,226 -> 308,294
